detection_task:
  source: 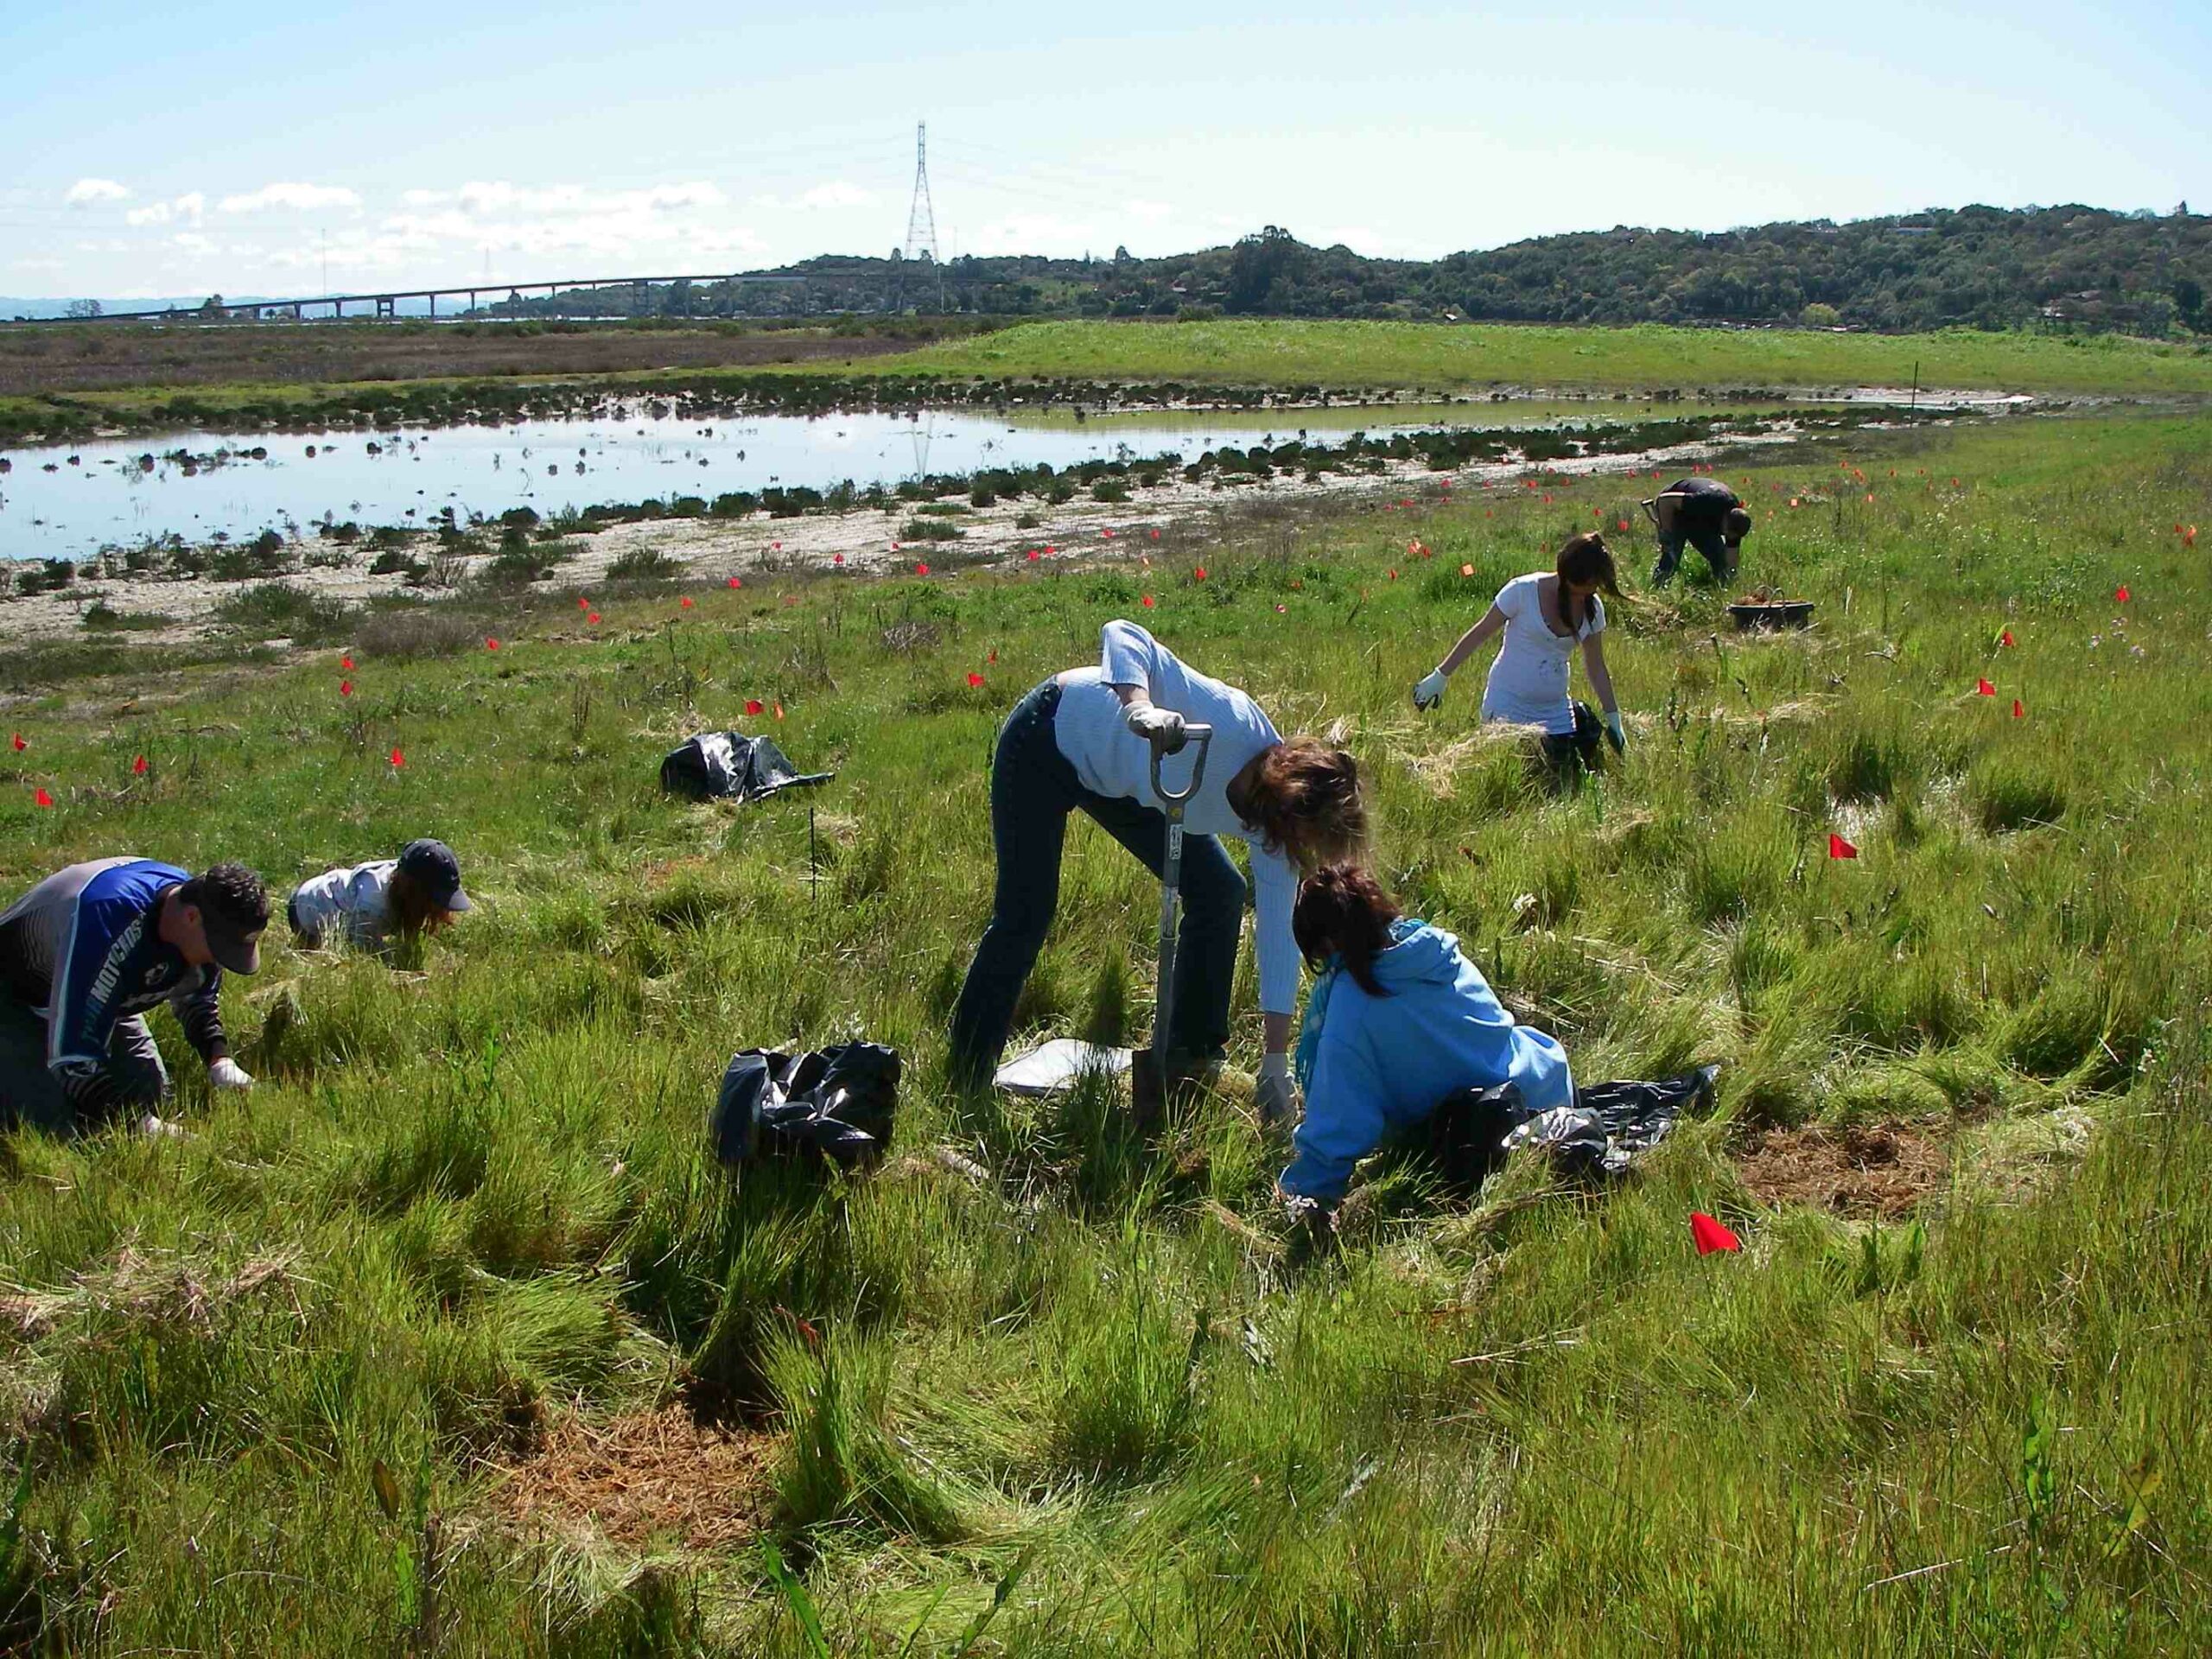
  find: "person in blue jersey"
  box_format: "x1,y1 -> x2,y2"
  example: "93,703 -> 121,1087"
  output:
949,619 -> 1368,1122
0,858 -> 269,1135
1278,863 -> 1572,1208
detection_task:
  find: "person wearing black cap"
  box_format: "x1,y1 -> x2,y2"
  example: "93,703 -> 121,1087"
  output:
1643,475 -> 1753,588
287,839 -> 473,956
0,858 -> 268,1135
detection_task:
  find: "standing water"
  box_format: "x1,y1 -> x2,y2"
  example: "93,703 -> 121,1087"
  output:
0,400 -> 1697,558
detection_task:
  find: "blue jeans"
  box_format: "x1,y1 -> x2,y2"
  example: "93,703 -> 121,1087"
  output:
949,679 -> 1248,1084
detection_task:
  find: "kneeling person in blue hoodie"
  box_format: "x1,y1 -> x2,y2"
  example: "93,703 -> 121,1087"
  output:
1280,864 -> 1573,1206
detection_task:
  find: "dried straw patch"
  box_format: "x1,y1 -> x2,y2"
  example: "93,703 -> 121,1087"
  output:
490,1405 -> 774,1553
1735,1122 -> 1948,1219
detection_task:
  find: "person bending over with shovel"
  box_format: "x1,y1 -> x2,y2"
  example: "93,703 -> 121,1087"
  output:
1643,474 -> 1751,588
950,618 -> 1366,1125
1413,531 -> 1628,779
1278,862 -> 1571,1211
0,858 -> 268,1136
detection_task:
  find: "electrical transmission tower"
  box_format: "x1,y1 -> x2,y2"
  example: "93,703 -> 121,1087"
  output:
899,121 -> 943,311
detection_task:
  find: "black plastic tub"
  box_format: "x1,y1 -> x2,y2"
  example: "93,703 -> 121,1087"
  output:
1728,600 -> 1815,632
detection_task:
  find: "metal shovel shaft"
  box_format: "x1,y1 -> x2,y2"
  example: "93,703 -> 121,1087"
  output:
1148,724 -> 1213,1070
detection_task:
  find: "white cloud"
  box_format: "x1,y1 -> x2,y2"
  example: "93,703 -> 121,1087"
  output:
750,181 -> 874,213
1126,199 -> 1174,224
65,177 -> 131,206
219,181 -> 362,214
125,191 -> 207,227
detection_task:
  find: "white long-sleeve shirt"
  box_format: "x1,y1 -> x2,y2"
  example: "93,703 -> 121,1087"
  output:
289,861 -> 401,951
1053,620 -> 1300,1015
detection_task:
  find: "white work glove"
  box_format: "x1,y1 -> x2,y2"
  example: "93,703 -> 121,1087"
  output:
1603,710 -> 1627,754
1124,702 -> 1188,753
1255,1052 -> 1300,1127
207,1057 -> 254,1091
1414,667 -> 1450,711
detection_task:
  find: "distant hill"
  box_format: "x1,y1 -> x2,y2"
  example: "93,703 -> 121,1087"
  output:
489,204 -> 2209,336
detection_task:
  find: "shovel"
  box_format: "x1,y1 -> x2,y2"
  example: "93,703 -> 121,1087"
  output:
1132,721 -> 1213,1127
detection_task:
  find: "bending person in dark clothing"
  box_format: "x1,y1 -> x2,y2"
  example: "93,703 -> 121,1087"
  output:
950,619 -> 1367,1123
0,858 -> 268,1135
1644,475 -> 1752,588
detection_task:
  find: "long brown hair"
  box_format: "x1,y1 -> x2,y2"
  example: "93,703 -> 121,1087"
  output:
1239,738 -> 1367,871
1556,531 -> 1622,632
387,868 -> 453,937
1294,863 -> 1402,995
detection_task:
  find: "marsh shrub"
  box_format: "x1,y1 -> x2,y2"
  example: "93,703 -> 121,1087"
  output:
604,547 -> 681,582
353,603 -> 483,659
211,582 -> 348,640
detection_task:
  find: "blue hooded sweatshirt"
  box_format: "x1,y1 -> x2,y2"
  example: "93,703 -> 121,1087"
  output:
1280,920 -> 1573,1203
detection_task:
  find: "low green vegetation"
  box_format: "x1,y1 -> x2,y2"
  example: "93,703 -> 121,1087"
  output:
890,317 -> 2212,395
1,410 -> 2209,1651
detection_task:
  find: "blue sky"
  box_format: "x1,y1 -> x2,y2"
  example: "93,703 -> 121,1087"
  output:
4,0 -> 2205,300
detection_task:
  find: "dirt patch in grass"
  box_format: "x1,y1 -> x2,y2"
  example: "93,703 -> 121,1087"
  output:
491,1405 -> 774,1551
1735,1122 -> 1948,1218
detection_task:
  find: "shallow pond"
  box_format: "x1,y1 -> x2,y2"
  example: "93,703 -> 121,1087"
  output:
0,397 -> 1764,558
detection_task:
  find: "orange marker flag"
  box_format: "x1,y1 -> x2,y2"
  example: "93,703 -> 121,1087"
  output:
772,701 -> 784,721
1828,832 -> 1858,860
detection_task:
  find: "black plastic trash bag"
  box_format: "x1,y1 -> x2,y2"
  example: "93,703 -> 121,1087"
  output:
1503,1065 -> 1721,1179
712,1043 -> 900,1171
661,732 -> 835,803
1423,1081 -> 1530,1196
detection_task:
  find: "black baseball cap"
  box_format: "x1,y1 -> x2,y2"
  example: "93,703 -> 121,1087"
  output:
188,862 -> 270,976
397,839 -> 472,912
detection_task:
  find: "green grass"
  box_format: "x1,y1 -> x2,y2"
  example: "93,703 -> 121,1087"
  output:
2,409 -> 2210,1652
885,317 -> 2212,395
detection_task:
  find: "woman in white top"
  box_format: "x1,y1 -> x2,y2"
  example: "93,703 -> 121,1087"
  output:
287,838 -> 472,955
1413,532 -> 1627,772
950,620 -> 1367,1122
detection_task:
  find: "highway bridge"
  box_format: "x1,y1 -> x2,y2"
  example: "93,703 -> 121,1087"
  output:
4,269 -> 836,326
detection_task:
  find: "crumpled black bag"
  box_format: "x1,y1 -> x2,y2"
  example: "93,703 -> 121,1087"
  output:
660,732 -> 834,803
712,1043 -> 900,1171
1503,1065 -> 1721,1179
1424,1065 -> 1719,1190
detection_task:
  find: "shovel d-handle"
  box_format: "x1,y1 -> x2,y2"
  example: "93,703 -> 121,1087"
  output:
1147,722 -> 1214,809
1148,723 -> 1213,1072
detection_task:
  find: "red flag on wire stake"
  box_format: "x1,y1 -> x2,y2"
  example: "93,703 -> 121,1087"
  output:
10,734 -> 22,752
1141,594 -> 1155,608
2012,699 -> 2024,719
1975,678 -> 1995,697
745,699 -> 763,716
728,576 -> 741,588
132,754 -> 148,775
340,681 -> 353,697
390,748 -> 405,767
966,672 -> 984,688
34,787 -> 54,809
1691,1212 -> 1741,1255
340,655 -> 353,670
2115,585 -> 2131,602
485,637 -> 500,651
1999,629 -> 2015,647
1828,833 -> 1858,860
